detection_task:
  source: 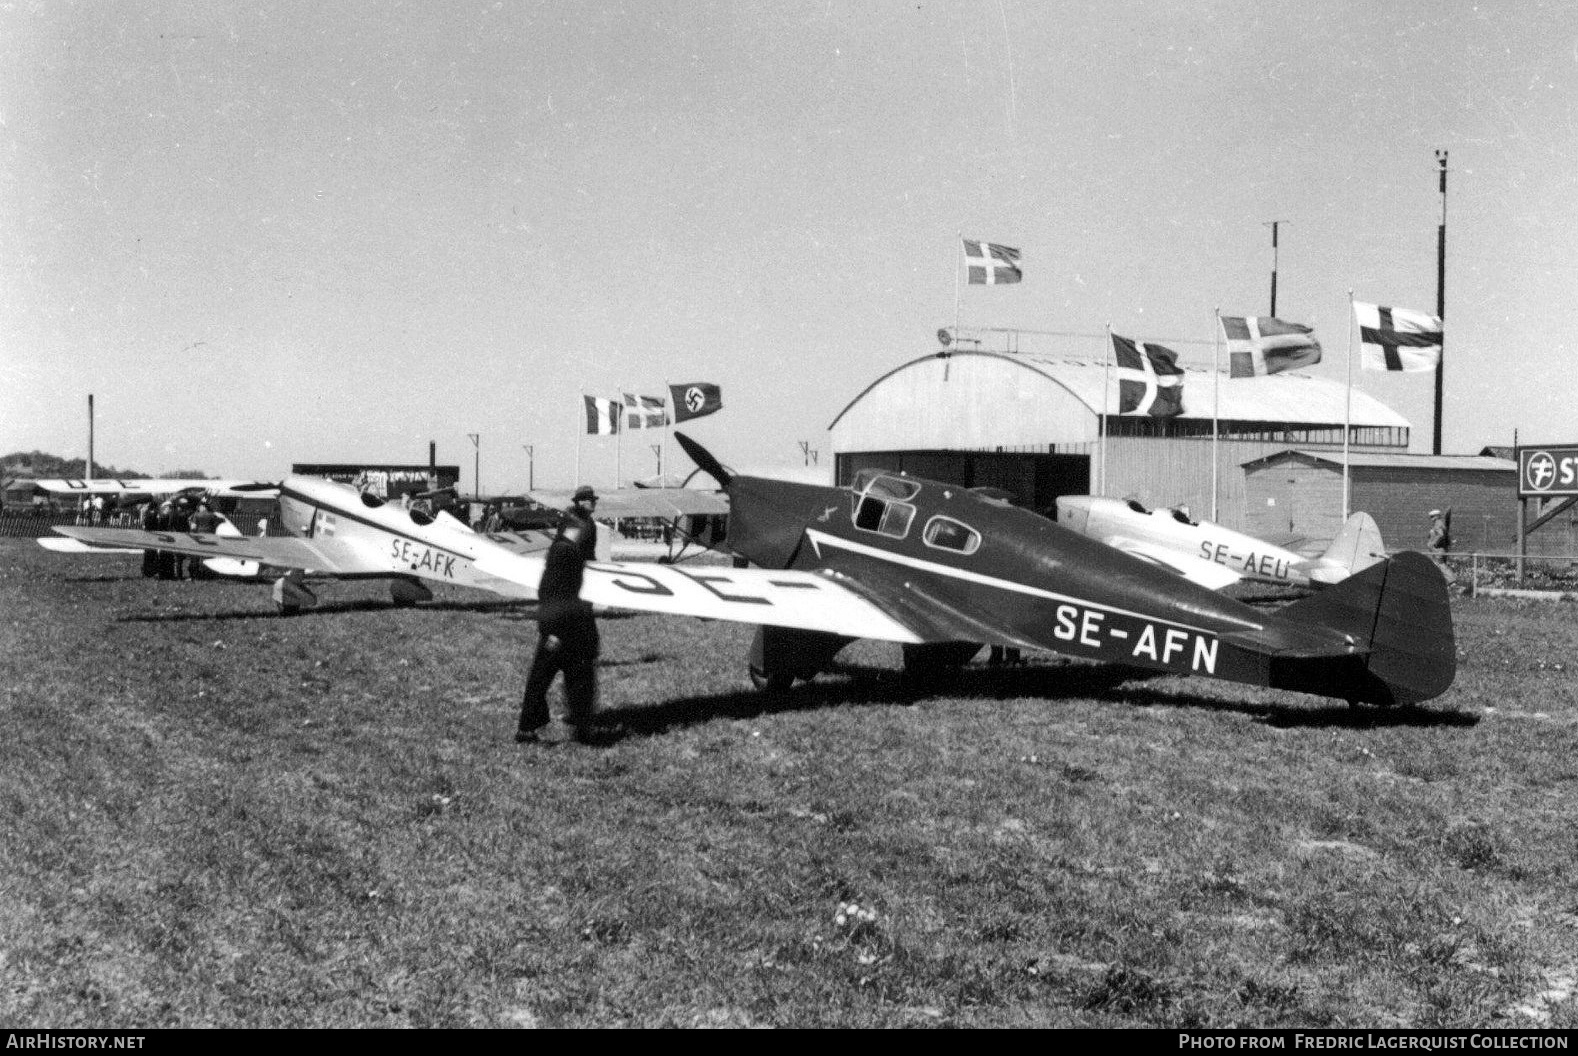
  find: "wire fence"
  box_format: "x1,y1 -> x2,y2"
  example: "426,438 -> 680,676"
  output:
1447,551 -> 1578,596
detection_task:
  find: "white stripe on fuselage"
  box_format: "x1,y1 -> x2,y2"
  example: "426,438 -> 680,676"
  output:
804,528 -> 1262,635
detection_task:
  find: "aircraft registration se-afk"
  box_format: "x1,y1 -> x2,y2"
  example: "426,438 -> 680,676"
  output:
58,475 -> 569,612
59,434 -> 1456,708
53,473 -> 727,612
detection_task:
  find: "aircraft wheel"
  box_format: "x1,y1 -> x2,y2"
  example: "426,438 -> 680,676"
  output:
749,667 -> 794,693
389,578 -> 434,607
272,576 -> 317,616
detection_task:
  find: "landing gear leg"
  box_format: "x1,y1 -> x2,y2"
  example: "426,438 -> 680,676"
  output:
272,573 -> 318,616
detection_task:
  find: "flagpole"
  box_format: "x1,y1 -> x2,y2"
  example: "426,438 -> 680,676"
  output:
1433,149 -> 1447,456
615,396 -> 623,490
575,391 -> 583,487
1344,290 -> 1354,521
1211,308 -> 1221,523
954,231 -> 963,341
1101,324 -> 1111,496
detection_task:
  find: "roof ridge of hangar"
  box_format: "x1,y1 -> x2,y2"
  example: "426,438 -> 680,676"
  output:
1243,450 -> 1516,471
827,349 -> 1408,431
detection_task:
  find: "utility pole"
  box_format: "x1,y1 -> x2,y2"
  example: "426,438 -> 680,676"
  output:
1434,150 -> 1448,456
1264,220 -> 1287,317
87,394 -> 95,481
522,445 -> 534,491
467,433 -> 480,496
799,440 -> 814,467
651,443 -> 663,479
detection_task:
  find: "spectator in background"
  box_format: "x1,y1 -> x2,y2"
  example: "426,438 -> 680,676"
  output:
140,501 -> 160,578
167,500 -> 192,579
155,501 -> 177,579
189,501 -> 221,579
1427,508 -> 1452,561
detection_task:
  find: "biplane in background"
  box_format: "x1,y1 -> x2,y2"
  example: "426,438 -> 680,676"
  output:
526,485 -> 730,561
468,433 -> 1454,708
1053,496 -> 1387,592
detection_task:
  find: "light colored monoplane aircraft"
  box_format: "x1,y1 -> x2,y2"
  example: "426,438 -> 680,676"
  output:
457,433 -> 1454,708
57,475 -> 562,613
1053,496 -> 1386,591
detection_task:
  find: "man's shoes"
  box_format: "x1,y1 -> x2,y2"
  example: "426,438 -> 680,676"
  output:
514,725 -> 552,745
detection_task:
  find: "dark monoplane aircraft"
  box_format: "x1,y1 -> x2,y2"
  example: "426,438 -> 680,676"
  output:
465,434 -> 1455,707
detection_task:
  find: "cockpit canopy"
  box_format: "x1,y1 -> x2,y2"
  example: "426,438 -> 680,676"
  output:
844,470 -> 982,555
851,471 -> 918,538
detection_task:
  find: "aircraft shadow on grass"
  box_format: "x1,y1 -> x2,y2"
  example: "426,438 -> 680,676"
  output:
593,658 -> 1478,742
119,597 -> 529,623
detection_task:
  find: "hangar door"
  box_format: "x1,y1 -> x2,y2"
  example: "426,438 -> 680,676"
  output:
835,450 -> 1089,515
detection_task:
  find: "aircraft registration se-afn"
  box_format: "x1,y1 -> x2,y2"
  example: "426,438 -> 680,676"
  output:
60,435 -> 1456,707
463,434 -> 1455,708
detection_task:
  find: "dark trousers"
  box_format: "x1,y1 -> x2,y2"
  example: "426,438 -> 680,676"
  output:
519,614 -> 599,731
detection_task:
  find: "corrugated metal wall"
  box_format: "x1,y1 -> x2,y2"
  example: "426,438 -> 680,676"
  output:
1242,456 -> 1575,556
1355,468 -> 1522,555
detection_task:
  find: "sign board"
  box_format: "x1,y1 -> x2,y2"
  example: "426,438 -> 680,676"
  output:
1516,444 -> 1578,498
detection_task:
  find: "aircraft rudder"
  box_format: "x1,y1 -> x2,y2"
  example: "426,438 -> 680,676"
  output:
1282,551 -> 1456,705
1319,511 -> 1386,576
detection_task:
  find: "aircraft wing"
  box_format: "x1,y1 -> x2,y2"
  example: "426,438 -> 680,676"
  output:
36,536 -> 142,555
472,550 -> 925,643
1101,536 -> 1245,591
529,487 -> 728,519
55,527 -> 379,577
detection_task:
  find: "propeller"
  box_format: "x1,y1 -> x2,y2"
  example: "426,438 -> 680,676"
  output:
674,432 -> 732,488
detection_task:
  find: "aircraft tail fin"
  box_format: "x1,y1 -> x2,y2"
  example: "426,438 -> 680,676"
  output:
1279,550 -> 1455,705
1308,511 -> 1386,583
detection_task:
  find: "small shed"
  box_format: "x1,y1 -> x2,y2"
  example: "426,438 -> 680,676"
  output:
1239,451 -> 1550,555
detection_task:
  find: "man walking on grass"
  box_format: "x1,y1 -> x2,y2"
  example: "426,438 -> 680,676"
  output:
516,510 -> 613,746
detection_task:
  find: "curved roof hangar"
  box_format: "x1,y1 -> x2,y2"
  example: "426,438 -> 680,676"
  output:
829,350 -> 1409,452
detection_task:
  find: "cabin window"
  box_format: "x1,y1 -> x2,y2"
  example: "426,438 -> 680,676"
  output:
359,491 -> 386,509
409,507 -> 435,527
923,516 -> 980,555
868,476 -> 920,502
854,496 -> 915,538
1125,498 -> 1151,515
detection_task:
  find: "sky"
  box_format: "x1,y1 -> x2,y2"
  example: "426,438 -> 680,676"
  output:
2,0 -> 1575,491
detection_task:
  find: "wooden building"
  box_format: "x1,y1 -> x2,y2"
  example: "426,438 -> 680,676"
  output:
1241,450 -> 1573,556
828,349 -> 1410,534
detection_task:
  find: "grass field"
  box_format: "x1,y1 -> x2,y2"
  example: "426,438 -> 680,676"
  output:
2,537 -> 1576,1028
